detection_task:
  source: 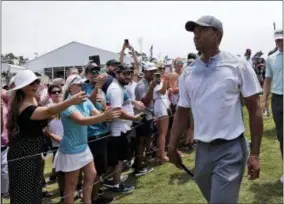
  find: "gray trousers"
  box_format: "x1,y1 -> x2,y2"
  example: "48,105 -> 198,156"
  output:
194,135 -> 248,204
271,94 -> 283,157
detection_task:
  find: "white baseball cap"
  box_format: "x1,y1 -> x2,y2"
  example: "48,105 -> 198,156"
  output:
65,75 -> 87,87
143,62 -> 157,71
63,74 -> 88,93
9,70 -> 40,92
274,29 -> 283,40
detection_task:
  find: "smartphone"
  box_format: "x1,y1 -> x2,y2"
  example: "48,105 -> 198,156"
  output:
113,107 -> 122,111
154,73 -> 161,84
89,55 -> 100,66
124,39 -> 129,45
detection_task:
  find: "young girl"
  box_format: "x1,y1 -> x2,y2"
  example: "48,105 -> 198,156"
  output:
54,74 -> 121,204
45,84 -> 65,198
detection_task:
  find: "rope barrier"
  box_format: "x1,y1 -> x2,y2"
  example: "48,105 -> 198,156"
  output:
7,114 -> 175,163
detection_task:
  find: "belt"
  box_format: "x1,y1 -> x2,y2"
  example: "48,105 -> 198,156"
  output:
1,146 -> 7,152
203,133 -> 244,146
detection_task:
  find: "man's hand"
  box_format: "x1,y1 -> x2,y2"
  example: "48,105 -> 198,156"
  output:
132,100 -> 146,111
150,79 -> 158,89
247,155 -> 260,180
96,74 -> 107,88
167,147 -> 183,169
122,43 -> 128,50
264,100 -> 269,110
128,44 -> 134,51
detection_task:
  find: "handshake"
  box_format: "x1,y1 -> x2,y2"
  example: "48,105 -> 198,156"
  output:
102,106 -> 146,122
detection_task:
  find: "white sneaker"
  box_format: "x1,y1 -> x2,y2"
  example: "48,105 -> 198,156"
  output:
280,175 -> 283,184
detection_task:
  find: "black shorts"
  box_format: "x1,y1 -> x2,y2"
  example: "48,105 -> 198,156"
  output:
107,131 -> 131,166
52,147 -> 59,159
135,118 -> 155,138
88,133 -> 109,175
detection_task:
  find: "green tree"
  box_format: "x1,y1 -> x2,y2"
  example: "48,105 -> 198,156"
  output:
1,53 -> 17,64
1,53 -> 29,86
1,53 -> 29,65
18,56 -> 29,65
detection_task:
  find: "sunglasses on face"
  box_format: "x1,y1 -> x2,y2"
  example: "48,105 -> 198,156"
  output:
29,79 -> 41,86
91,71 -> 100,75
51,90 -> 62,95
121,72 -> 132,76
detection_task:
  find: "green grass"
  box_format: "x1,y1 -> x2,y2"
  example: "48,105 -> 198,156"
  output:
4,100 -> 283,204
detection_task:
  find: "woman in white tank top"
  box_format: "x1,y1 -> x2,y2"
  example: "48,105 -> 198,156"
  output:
153,68 -> 170,162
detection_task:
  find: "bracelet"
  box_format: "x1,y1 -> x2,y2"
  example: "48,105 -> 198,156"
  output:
249,155 -> 260,159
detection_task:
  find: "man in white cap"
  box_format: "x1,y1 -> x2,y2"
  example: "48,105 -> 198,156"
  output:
168,15 -> 263,203
263,29 -> 283,183
133,62 -> 157,176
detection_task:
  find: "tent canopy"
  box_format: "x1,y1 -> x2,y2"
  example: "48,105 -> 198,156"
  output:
1,63 -> 27,73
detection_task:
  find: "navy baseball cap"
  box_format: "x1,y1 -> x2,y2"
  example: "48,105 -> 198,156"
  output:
185,15 -> 223,32
106,59 -> 120,67
116,63 -> 133,73
85,61 -> 101,75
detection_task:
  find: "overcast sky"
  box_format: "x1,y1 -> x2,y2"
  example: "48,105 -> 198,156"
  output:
2,1 -> 283,60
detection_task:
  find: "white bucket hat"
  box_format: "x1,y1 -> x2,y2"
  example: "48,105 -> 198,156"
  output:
9,70 -> 40,92
8,76 -> 15,88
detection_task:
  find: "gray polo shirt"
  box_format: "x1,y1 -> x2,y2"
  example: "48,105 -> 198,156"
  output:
135,78 -> 154,120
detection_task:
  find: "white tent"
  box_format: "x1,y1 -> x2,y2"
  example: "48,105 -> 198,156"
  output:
1,63 -> 27,73
23,41 -> 132,79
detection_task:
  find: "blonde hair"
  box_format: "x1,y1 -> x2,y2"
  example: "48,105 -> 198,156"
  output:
62,85 -> 70,101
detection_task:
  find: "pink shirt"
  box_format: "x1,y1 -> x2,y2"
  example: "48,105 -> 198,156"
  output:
1,91 -> 9,146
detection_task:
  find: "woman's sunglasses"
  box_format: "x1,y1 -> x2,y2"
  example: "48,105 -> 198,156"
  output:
51,90 -> 62,95
29,79 -> 41,86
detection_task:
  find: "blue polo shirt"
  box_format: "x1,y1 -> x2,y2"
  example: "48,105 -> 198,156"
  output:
87,102 -> 109,138
59,98 -> 95,154
82,83 -> 94,96
265,50 -> 283,95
